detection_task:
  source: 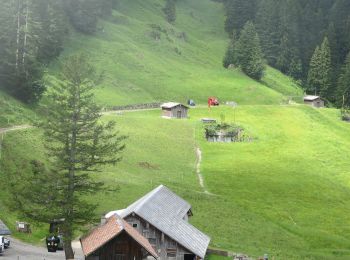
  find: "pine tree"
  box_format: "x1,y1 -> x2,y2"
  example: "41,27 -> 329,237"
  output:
235,21 -> 265,80
223,31 -> 238,68
12,54 -> 126,259
255,0 -> 282,67
337,52 -> 350,107
307,38 -> 332,97
224,0 -> 257,35
318,37 -> 332,98
307,45 -> 322,94
163,0 -> 176,24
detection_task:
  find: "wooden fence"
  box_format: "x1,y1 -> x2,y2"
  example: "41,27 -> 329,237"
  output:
109,102 -> 162,111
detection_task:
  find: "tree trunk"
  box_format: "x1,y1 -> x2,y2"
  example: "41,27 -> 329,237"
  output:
63,85 -> 80,260
64,237 -> 75,259
15,0 -> 21,71
22,0 -> 28,70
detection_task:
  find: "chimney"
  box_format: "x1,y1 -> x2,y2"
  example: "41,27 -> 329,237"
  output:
101,214 -> 107,225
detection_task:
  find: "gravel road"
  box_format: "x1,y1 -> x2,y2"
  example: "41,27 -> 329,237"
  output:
0,238 -> 83,260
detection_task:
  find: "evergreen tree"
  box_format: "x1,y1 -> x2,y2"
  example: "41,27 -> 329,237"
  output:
163,0 -> 176,24
63,0 -> 100,34
307,45 -> 322,94
337,52 -> 350,107
12,54 -> 126,259
307,38 -> 331,97
224,0 -> 257,35
255,0 -> 281,67
319,37 -> 332,98
223,31 -> 238,68
235,21 -> 265,80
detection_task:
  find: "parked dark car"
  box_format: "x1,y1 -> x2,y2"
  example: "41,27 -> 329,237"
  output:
46,235 -> 60,252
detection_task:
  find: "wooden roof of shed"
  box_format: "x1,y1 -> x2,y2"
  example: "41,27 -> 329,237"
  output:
161,102 -> 189,109
106,185 -> 210,259
304,95 -> 321,101
80,215 -> 158,258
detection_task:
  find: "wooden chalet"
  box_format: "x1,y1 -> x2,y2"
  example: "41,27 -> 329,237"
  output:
161,102 -> 189,119
105,185 -> 210,260
80,215 -> 159,260
304,95 -> 325,108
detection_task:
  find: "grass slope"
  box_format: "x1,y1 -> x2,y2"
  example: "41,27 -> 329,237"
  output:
2,106 -> 350,259
192,105 -> 350,259
53,0 -> 296,106
0,90 -> 35,127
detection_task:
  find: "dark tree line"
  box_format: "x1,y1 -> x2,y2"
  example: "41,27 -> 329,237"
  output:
222,0 -> 350,106
0,0 -> 118,103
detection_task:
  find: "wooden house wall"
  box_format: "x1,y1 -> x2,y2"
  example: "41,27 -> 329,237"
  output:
125,215 -> 195,260
86,231 -> 149,260
304,99 -> 324,108
162,106 -> 188,119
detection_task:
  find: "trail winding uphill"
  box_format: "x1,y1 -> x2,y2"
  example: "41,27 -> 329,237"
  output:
0,125 -> 32,134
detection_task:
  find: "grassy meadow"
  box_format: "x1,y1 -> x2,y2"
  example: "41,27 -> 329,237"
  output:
2,105 -> 350,259
0,0 -> 349,259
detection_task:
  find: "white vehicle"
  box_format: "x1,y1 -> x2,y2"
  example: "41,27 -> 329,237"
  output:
4,237 -> 10,248
0,236 -> 4,254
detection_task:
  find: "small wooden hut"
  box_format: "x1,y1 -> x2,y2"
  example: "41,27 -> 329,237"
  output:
80,215 -> 158,260
304,96 -> 324,108
161,102 -> 189,119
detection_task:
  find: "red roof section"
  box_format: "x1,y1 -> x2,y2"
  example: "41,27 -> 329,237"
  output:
80,215 -> 158,259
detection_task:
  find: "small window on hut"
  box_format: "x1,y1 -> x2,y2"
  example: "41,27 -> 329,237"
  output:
143,229 -> 149,238
167,248 -> 177,258
132,223 -> 138,228
148,237 -> 156,246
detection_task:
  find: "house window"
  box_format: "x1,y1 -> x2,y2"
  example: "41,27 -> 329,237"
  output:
167,248 -> 177,258
132,223 -> 138,228
143,229 -> 149,238
148,238 -> 156,246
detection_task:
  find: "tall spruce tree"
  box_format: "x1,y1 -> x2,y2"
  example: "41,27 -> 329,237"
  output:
307,38 -> 332,97
223,31 -> 238,68
337,52 -> 350,107
12,54 -> 126,259
235,21 -> 265,80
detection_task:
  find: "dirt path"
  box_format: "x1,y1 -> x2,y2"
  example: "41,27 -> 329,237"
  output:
0,125 -> 32,134
0,238 -> 83,260
195,147 -> 212,195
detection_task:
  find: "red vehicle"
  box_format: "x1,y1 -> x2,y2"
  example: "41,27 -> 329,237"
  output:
208,97 -> 219,107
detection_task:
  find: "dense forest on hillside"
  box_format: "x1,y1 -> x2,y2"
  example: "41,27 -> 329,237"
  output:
223,0 -> 350,106
0,0 -> 118,103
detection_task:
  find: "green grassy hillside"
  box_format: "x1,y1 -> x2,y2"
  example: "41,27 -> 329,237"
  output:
2,0 -> 348,259
53,0 -> 299,106
2,105 -> 350,259
0,90 -> 35,127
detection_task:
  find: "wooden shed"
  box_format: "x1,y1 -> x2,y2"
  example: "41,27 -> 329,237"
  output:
161,102 -> 189,119
80,215 -> 158,260
106,185 -> 210,260
304,95 -> 325,108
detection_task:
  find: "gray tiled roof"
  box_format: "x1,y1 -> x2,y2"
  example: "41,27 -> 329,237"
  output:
107,185 -> 210,259
0,220 -> 11,235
